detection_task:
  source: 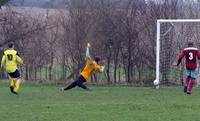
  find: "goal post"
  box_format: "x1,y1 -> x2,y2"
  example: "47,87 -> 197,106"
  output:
155,19 -> 200,87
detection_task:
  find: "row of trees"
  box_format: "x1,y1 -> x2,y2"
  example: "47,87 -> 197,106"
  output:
0,0 -> 200,85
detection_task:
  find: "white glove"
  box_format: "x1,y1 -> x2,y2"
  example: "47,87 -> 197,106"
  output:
99,66 -> 105,72
87,43 -> 91,48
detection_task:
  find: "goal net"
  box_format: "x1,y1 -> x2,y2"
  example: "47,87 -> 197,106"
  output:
156,19 -> 200,86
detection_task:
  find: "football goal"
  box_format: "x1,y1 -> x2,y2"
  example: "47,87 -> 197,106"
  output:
155,19 -> 200,87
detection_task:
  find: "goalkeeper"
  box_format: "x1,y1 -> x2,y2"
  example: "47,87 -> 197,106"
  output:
176,42 -> 200,94
1,43 -> 23,95
62,43 -> 104,91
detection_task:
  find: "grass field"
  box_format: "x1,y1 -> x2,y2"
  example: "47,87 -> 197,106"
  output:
0,84 -> 200,121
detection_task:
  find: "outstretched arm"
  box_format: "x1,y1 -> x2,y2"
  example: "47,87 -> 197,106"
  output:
177,50 -> 185,66
86,44 -> 90,57
85,43 -> 94,64
16,55 -> 23,65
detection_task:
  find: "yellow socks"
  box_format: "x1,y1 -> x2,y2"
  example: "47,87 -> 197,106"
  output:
14,79 -> 21,93
9,78 -> 15,87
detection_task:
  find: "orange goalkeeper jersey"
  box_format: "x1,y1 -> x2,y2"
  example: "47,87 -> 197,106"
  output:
81,56 -> 101,81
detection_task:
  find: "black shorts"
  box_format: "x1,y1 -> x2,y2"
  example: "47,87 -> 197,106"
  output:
8,69 -> 20,78
77,75 -> 87,83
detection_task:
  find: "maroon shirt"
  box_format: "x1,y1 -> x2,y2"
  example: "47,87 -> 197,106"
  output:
177,47 -> 200,70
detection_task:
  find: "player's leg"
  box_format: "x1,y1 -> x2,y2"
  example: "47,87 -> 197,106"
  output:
9,77 -> 15,87
8,74 -> 16,93
76,75 -> 90,91
9,78 -> 15,93
185,70 -> 191,93
13,78 -> 22,94
184,76 -> 190,93
63,77 -> 80,91
187,78 -> 196,94
10,70 -> 21,95
63,75 -> 90,91
63,81 -> 77,90
187,70 -> 197,94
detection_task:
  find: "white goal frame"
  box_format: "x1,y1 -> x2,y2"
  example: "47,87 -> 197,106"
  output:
156,19 -> 200,86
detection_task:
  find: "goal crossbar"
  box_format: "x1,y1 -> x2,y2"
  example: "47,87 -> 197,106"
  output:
158,19 -> 200,23
156,19 -> 200,85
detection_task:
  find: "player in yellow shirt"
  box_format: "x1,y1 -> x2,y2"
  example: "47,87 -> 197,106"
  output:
1,43 -> 23,95
62,43 -> 104,91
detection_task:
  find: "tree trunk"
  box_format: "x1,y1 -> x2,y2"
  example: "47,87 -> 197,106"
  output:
25,64 -> 29,81
34,66 -> 37,81
49,52 -> 54,80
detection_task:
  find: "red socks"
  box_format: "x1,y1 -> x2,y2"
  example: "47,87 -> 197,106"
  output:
187,78 -> 196,93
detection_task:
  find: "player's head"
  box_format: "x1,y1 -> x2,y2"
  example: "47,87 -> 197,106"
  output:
188,42 -> 194,47
94,56 -> 101,63
8,42 -> 14,49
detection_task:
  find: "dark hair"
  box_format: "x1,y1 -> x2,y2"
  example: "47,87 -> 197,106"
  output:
94,56 -> 100,63
188,42 -> 194,47
8,42 -> 14,48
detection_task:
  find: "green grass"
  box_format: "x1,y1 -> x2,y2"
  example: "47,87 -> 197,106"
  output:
0,84 -> 200,121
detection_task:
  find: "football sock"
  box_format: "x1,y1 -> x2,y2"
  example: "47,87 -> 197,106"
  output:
187,78 -> 195,93
14,79 -> 21,93
9,78 -> 15,87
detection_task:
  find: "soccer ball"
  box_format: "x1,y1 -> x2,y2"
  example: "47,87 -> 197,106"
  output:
153,80 -> 159,86
153,80 -> 159,89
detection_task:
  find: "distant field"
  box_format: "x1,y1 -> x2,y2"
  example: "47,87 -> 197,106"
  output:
0,84 -> 200,121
